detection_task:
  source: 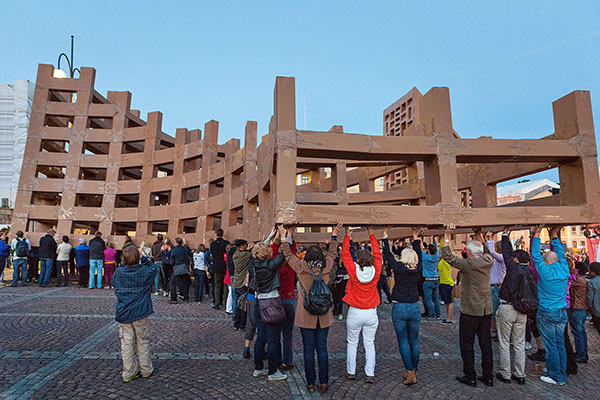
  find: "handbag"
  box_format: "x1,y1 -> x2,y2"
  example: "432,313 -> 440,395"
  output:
173,263 -> 189,277
237,292 -> 248,311
258,296 -> 285,325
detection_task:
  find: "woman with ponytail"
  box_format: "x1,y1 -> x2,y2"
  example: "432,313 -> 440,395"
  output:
341,226 -> 383,383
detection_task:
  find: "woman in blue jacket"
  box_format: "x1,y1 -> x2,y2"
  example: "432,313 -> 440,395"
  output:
74,238 -> 90,288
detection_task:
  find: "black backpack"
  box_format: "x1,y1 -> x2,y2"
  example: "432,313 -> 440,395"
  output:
299,264 -> 333,315
513,266 -> 538,314
15,238 -> 28,258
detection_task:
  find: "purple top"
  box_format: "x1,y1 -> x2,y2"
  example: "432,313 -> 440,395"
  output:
104,248 -> 117,263
486,240 -> 506,285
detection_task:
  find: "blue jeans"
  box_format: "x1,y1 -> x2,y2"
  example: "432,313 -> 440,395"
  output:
280,300 -> 295,366
39,259 -> 54,287
254,304 -> 282,375
491,285 -> 501,317
12,258 -> 28,286
89,259 -> 103,288
568,309 -> 588,360
231,284 -> 236,317
300,322 -> 329,386
537,308 -> 568,384
392,302 -> 421,371
194,269 -> 207,301
423,280 -> 440,318
154,262 -> 162,292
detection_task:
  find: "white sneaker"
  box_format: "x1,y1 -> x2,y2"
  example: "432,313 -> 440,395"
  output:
540,376 -> 564,385
253,369 -> 268,378
525,342 -> 532,351
267,370 -> 287,381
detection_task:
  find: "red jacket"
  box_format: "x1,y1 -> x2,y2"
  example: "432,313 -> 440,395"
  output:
271,241 -> 297,300
342,234 -> 382,309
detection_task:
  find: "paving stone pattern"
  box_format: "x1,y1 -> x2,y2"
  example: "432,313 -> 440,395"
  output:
0,286 -> 598,399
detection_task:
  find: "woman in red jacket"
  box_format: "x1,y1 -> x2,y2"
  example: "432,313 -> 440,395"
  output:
341,226 -> 382,383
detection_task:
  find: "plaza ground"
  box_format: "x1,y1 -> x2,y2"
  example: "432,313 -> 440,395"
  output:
0,283 -> 597,400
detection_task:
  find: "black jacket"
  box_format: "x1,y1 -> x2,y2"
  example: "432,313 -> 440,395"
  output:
227,246 -> 237,276
89,237 -> 106,260
499,233 -> 527,306
38,234 -> 57,259
249,253 -> 285,294
383,238 -> 423,303
171,245 -> 193,266
210,238 -> 230,273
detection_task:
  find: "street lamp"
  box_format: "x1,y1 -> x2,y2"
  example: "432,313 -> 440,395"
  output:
54,35 -> 80,78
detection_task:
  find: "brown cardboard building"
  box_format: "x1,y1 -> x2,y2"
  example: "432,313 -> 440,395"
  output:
10,64 -> 600,248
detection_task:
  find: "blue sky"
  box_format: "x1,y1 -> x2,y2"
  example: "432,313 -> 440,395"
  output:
2,1 -> 599,185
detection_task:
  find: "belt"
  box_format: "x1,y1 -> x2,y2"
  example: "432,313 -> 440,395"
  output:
491,283 -> 502,287
499,300 -> 512,305
424,277 -> 439,281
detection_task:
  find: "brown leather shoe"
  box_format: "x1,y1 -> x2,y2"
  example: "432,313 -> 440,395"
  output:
306,385 -> 315,393
318,384 -> 329,394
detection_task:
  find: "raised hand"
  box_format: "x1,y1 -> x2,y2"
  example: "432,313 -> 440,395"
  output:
412,227 -> 421,240
503,225 -> 511,235
277,224 -> 287,239
367,226 -> 375,236
333,222 -> 343,237
549,225 -> 562,239
383,225 -> 392,236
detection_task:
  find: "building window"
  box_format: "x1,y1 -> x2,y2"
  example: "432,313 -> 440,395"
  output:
82,142 -> 110,155
36,166 -> 66,179
71,221 -> 100,235
40,140 -> 69,153
79,168 -> 107,181
118,167 -> 143,180
154,162 -> 174,178
115,194 -> 139,208
74,194 -> 103,207
150,191 -> 171,206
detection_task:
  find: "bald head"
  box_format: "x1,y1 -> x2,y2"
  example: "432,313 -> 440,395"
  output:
542,251 -> 558,265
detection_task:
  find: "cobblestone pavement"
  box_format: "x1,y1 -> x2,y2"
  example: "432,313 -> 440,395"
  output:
0,285 -> 597,399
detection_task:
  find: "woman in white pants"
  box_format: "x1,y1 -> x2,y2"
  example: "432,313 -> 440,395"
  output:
340,226 -> 383,383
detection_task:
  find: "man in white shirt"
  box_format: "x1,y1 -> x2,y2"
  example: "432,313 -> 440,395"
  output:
11,230 -> 31,287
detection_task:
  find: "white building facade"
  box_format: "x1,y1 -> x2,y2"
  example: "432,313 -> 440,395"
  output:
0,80 -> 34,209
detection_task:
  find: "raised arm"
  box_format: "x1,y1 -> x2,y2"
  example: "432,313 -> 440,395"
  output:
530,225 -> 544,269
279,225 -> 305,274
342,234 -> 355,272
323,223 -> 342,277
486,238 -> 503,263
368,226 -> 383,279
500,226 -> 518,272
442,226 -> 472,271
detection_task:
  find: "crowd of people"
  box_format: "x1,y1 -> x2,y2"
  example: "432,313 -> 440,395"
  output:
1,223 -> 599,391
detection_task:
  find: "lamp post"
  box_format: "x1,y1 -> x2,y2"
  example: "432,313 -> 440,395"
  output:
54,35 -> 80,78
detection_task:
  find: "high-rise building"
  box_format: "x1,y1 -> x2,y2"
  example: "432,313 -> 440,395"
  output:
0,80 -> 35,210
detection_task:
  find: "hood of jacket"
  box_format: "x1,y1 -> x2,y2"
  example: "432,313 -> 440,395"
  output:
355,262 -> 375,284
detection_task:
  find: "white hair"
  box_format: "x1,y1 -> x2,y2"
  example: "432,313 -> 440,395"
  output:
400,248 -> 419,267
466,240 -> 484,257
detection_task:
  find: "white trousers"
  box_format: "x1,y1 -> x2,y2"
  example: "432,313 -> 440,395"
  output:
346,306 -> 379,376
225,285 -> 233,313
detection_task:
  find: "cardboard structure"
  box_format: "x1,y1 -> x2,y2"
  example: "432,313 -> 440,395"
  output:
11,64 -> 600,247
